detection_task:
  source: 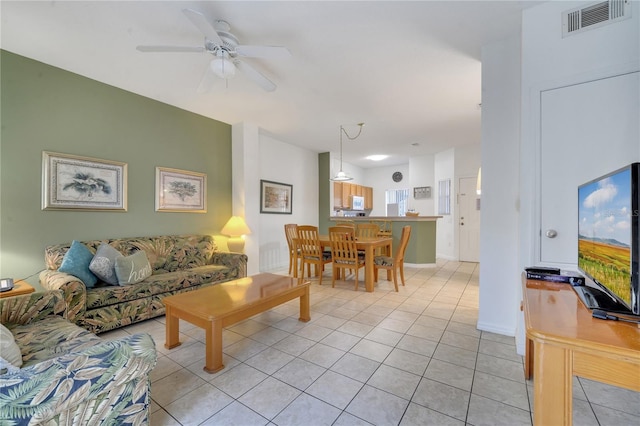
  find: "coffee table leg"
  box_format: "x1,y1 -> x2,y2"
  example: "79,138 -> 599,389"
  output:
299,287 -> 311,322
165,305 -> 181,349
204,319 -> 224,373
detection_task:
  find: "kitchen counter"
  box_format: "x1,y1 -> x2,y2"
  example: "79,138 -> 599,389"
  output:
331,216 -> 441,221
328,216 -> 440,264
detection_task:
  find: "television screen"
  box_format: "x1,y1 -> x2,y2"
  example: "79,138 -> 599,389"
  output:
577,163 -> 639,315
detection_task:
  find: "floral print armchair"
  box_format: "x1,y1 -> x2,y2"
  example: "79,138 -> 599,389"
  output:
0,291 -> 157,425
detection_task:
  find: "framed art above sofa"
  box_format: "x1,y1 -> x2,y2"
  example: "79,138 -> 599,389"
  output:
155,167 -> 207,213
42,151 -> 127,211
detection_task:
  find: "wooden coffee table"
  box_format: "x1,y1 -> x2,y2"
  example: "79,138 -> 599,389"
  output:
163,273 -> 311,373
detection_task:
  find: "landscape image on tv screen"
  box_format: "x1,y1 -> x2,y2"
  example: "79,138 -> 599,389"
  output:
578,168 -> 632,306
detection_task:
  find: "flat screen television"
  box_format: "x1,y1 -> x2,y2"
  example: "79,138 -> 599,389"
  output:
576,162 -> 640,315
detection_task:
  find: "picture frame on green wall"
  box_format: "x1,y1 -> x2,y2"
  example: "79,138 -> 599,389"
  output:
42,151 -> 128,211
155,167 -> 207,213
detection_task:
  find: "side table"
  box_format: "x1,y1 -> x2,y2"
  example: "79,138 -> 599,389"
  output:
0,280 -> 35,298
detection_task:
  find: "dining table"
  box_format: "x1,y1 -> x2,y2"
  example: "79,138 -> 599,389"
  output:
294,235 -> 392,292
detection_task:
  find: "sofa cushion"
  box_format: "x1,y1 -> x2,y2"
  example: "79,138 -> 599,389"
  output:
0,323 -> 22,369
58,240 -> 98,287
115,251 -> 152,285
89,243 -> 123,285
9,317 -> 101,367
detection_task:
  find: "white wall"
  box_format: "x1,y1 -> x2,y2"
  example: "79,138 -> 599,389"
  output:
478,36 -> 522,338
258,134 -> 319,272
232,124 -> 318,274
434,149 -> 456,260
363,164 -> 410,216
409,155 -> 435,216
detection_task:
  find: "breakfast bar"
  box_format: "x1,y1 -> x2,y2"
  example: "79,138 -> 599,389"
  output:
329,216 -> 440,264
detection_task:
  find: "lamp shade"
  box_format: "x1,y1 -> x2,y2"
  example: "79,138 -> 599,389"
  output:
331,170 -> 353,182
221,216 -> 251,236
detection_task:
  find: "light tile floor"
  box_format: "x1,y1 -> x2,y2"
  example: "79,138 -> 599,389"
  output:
101,260 -> 640,425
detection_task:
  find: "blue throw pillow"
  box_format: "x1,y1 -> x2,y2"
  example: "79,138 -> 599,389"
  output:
115,251 -> 152,286
89,243 -> 123,285
58,240 -> 98,288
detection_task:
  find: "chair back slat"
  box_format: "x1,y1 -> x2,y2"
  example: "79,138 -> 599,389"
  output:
329,226 -> 359,263
297,225 -> 323,258
356,223 -> 379,238
284,224 -> 298,251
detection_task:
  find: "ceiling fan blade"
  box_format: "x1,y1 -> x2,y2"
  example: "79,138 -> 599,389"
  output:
182,8 -> 224,46
235,45 -> 291,59
136,45 -> 205,53
235,60 -> 277,92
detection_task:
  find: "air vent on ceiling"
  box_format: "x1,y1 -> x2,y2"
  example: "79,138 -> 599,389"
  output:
562,0 -> 631,37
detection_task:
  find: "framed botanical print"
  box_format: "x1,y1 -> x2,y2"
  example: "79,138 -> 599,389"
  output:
156,167 -> 207,213
42,151 -> 127,211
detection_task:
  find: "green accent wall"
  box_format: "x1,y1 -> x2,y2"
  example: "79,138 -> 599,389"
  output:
318,152 -> 330,234
0,50 -> 233,280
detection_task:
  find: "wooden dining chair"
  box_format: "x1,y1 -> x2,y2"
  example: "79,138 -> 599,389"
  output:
284,224 -> 299,276
373,225 -> 412,291
371,220 -> 392,236
335,220 -> 355,228
297,225 -> 332,285
329,226 -> 365,290
356,223 -> 379,238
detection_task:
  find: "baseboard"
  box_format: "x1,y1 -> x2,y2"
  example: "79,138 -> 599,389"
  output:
476,320 -> 516,338
404,263 -> 437,268
436,253 -> 457,261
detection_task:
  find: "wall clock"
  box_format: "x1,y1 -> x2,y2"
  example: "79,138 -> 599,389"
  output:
392,171 -> 403,182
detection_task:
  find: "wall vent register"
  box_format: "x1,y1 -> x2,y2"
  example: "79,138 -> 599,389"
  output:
562,0 -> 631,37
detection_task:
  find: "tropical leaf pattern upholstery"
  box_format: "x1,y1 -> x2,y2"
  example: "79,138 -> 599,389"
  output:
40,235 -> 248,333
0,291 -> 157,425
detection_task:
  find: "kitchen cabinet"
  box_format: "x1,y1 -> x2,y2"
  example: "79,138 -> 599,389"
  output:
363,186 -> 373,209
333,182 -> 373,210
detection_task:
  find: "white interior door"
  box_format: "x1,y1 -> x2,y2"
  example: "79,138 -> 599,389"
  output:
459,176 -> 480,262
540,72 -> 639,265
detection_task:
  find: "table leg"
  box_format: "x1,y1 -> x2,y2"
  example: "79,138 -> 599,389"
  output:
299,287 -> 311,322
386,241 -> 392,281
365,246 -> 374,292
164,305 -> 182,349
204,319 -> 224,373
533,342 -> 572,426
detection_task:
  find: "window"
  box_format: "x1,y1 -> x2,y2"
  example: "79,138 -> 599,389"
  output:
438,179 -> 451,215
385,188 -> 409,216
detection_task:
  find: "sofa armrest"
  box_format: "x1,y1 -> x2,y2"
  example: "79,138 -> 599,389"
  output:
0,290 -> 66,326
212,252 -> 248,278
39,270 -> 87,324
0,333 -> 157,424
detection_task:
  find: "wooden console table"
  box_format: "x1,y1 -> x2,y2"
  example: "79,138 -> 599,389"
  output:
522,275 -> 640,425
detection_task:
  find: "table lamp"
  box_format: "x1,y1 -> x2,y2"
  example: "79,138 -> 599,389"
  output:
221,216 -> 251,253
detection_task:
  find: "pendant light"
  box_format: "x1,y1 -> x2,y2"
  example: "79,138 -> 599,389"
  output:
331,123 -> 365,181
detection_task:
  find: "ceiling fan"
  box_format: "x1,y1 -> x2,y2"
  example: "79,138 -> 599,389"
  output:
136,8 -> 291,92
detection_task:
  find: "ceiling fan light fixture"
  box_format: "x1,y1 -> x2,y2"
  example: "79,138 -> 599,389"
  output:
210,51 -> 236,79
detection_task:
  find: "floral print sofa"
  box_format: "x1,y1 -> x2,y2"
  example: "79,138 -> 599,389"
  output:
40,234 -> 248,334
0,290 -> 157,425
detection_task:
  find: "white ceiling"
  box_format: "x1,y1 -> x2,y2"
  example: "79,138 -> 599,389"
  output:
0,1 -> 537,168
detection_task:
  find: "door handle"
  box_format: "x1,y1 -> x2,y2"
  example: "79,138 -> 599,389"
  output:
545,229 -> 558,238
